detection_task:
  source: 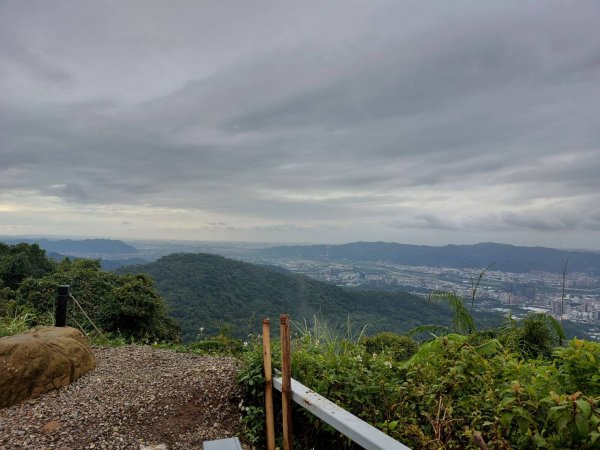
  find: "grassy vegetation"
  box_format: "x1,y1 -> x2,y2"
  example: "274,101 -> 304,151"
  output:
0,303 -> 53,337
237,313 -> 600,449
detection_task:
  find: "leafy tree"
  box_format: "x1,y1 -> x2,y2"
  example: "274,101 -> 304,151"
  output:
17,257 -> 116,323
0,286 -> 17,315
0,242 -> 55,290
11,249 -> 180,342
100,274 -> 180,341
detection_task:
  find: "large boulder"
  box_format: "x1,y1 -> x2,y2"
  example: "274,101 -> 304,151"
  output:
0,326 -> 95,408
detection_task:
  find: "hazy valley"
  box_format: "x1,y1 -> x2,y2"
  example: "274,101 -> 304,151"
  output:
6,236 -> 600,340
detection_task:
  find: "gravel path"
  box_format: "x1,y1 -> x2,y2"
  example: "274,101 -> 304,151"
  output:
0,346 -> 245,450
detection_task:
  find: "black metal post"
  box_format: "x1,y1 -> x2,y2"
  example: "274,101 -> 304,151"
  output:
56,285 -> 70,327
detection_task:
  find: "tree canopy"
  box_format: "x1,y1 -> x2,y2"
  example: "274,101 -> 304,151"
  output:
0,242 -> 180,342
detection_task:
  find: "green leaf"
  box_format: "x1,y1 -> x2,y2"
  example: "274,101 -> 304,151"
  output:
517,417 -> 530,434
576,399 -> 592,418
501,396 -> 516,408
532,433 -> 547,448
500,412 -> 514,427
576,414 -> 589,436
548,405 -> 568,417
556,414 -> 570,432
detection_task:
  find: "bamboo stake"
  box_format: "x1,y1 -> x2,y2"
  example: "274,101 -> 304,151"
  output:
280,314 -> 293,450
262,319 -> 275,450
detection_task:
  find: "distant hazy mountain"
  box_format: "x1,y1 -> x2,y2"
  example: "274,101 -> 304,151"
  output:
257,242 -> 600,274
100,258 -> 148,271
117,252 -> 478,342
47,251 -> 67,261
0,237 -> 139,255
45,250 -> 147,271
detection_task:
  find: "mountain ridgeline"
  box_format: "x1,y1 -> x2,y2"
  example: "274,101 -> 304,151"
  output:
0,237 -> 139,255
257,242 -> 600,274
117,253 -> 483,342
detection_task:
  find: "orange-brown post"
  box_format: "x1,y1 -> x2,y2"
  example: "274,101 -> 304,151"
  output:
262,319 -> 275,450
280,314 -> 293,450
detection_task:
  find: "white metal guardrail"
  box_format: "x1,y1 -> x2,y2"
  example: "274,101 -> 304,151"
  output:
273,376 -> 411,450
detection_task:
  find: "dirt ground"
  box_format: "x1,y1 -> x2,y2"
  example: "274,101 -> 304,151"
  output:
0,346 -> 247,449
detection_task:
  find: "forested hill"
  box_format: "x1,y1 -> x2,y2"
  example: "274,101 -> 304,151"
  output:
118,253 -> 468,342
257,242 -> 600,274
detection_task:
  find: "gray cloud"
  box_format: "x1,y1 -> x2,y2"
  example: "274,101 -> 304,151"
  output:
1,0 -> 599,246
0,27 -> 70,85
500,212 -> 578,232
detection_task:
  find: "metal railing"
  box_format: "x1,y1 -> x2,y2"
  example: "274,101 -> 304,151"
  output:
263,316 -> 410,450
272,376 -> 410,450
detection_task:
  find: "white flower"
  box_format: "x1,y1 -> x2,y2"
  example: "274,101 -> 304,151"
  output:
243,341 -> 249,347
384,361 -> 393,369
354,355 -> 363,362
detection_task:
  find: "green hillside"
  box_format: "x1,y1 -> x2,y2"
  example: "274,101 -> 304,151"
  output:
118,253 -> 467,342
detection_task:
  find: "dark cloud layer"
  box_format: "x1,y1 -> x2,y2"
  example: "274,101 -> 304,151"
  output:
1,0 -> 599,246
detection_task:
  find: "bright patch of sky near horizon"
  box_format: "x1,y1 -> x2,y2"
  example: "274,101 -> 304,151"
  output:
1,0 -> 599,249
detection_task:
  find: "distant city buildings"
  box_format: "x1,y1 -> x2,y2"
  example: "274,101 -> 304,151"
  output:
251,256 -> 600,327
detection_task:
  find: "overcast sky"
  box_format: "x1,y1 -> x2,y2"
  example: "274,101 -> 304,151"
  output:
1,1 -> 599,249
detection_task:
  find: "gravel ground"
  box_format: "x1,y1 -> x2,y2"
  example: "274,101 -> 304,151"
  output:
0,346 -> 246,450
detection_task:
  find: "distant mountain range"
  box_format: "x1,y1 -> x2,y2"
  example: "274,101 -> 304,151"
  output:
0,237 -> 139,255
44,252 -> 146,271
3,236 -> 599,274
257,242 -> 600,274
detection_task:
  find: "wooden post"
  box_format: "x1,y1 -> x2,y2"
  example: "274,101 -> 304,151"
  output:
56,285 -> 70,327
262,319 -> 275,450
280,314 -> 293,450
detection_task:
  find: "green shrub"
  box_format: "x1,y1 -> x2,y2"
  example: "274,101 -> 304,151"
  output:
0,303 -> 53,337
362,332 -> 418,361
100,273 -> 180,342
517,313 -> 564,359
555,339 -> 600,396
238,334 -> 600,449
188,326 -> 244,356
541,392 -> 600,448
15,259 -> 180,342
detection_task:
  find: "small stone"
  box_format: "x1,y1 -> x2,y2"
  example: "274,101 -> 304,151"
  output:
42,420 -> 61,433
